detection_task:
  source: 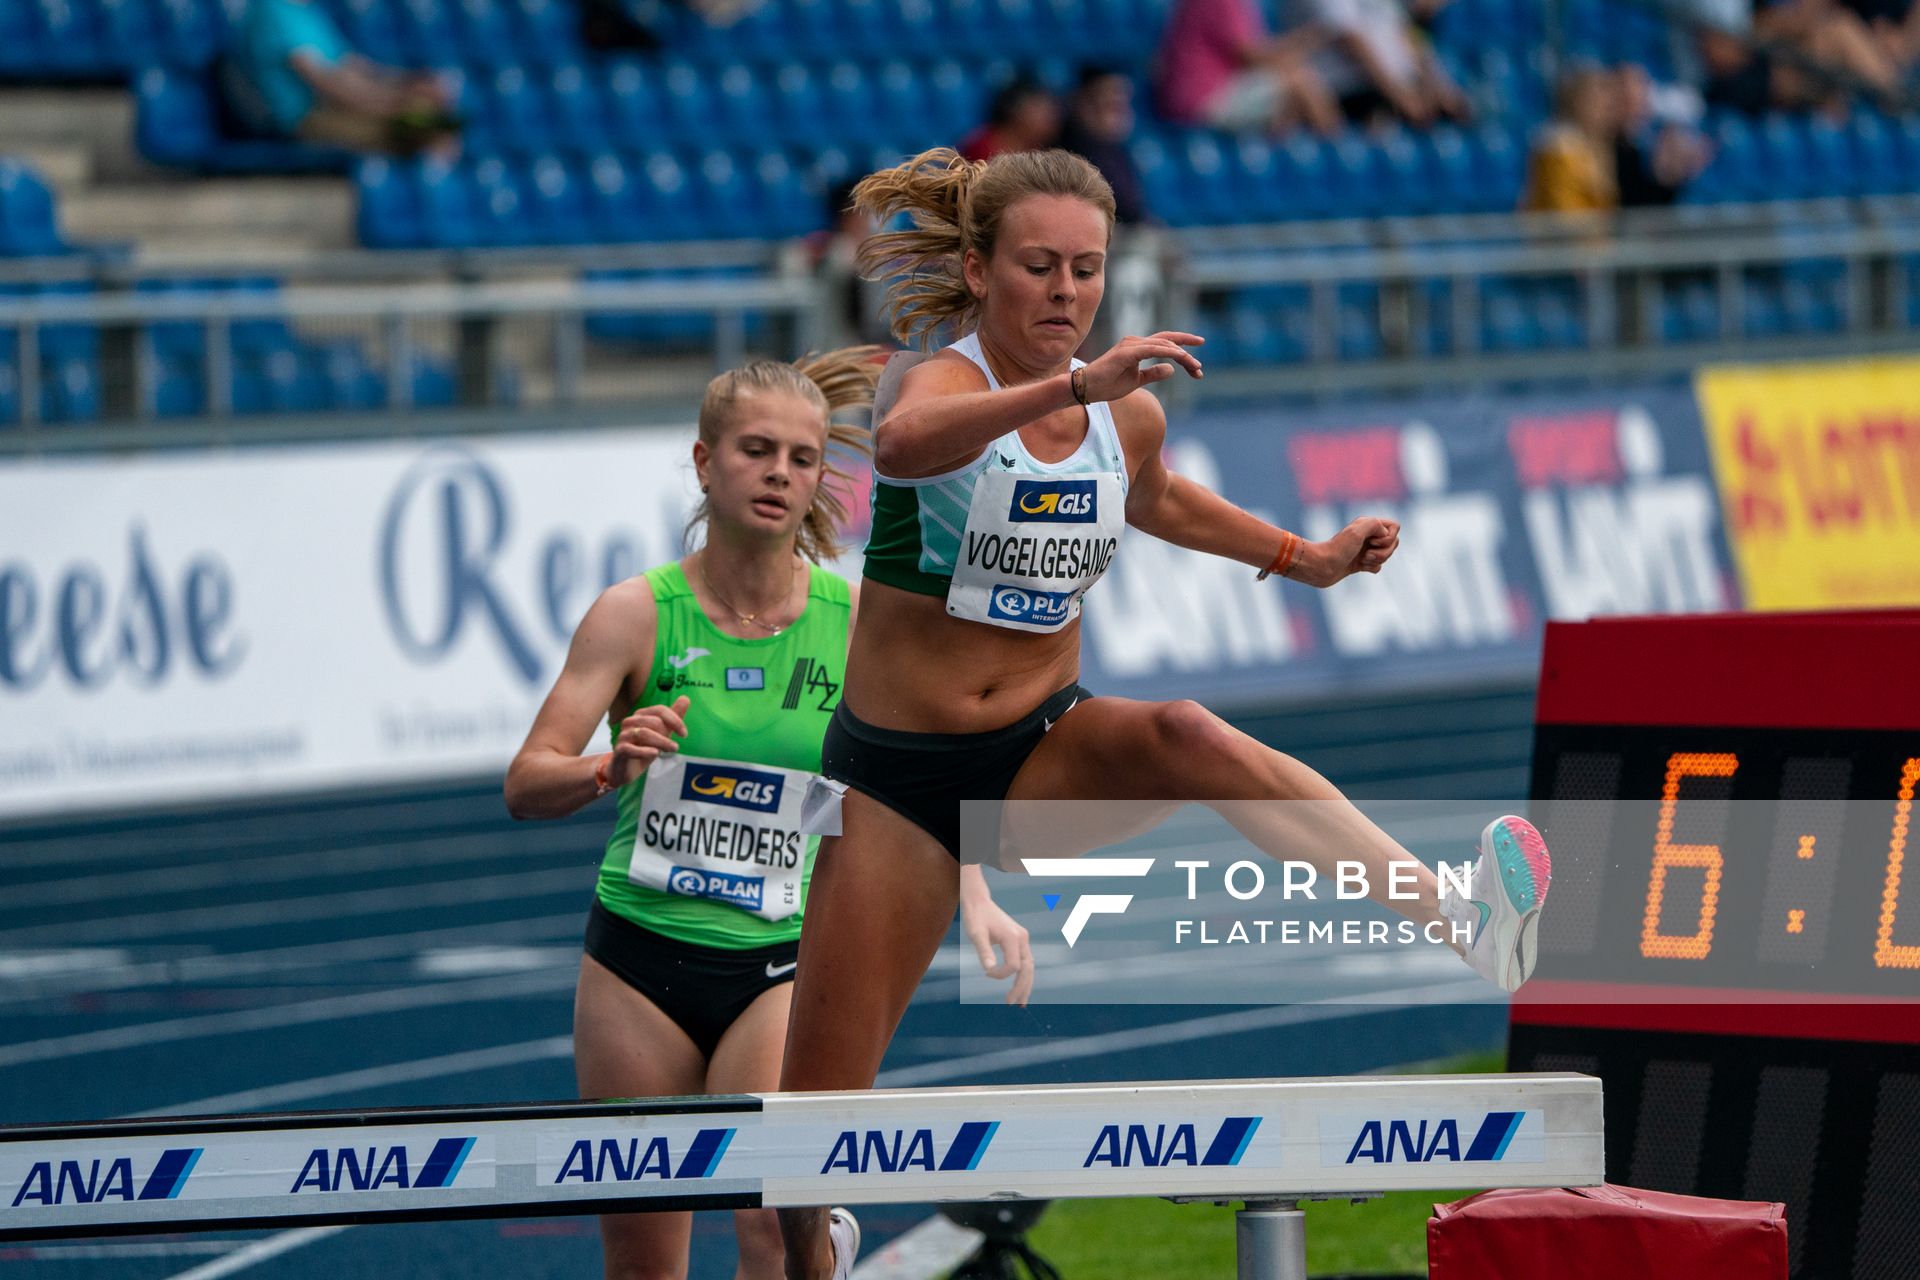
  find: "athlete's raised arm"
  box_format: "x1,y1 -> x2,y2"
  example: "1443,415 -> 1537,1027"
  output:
875,331 -> 1201,478
1118,390 -> 1400,586
502,579 -> 687,820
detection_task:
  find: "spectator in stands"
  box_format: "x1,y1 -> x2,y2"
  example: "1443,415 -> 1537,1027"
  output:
1299,0 -> 1471,128
1522,66 -> 1620,214
1613,63 -> 1712,207
1060,67 -> 1153,225
813,180 -> 894,347
1156,0 -> 1343,135
1696,0 -> 1904,114
959,77 -> 1063,162
222,0 -> 459,154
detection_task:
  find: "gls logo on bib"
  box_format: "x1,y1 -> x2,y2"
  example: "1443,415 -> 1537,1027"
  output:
988,586 -> 1076,627
1009,479 -> 1098,523
680,765 -> 785,813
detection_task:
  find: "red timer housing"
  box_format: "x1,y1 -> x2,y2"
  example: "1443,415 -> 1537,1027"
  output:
1509,610 -> 1920,1280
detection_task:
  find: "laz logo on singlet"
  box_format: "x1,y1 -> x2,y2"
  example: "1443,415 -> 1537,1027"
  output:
783,657 -> 840,712
1009,479 -> 1098,523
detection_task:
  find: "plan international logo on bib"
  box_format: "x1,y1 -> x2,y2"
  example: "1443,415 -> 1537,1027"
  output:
988,586 -> 1076,627
681,765 -> 784,813
1010,479 -> 1098,523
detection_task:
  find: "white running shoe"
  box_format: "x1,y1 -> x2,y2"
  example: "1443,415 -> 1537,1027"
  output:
1442,815 -> 1552,992
828,1206 -> 861,1280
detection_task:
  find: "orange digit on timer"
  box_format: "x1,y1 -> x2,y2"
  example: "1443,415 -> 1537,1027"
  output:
1642,752 -> 1739,961
1875,758 -> 1920,970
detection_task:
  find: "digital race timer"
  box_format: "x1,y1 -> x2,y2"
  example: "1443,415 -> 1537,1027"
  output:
1508,611 -> 1920,1280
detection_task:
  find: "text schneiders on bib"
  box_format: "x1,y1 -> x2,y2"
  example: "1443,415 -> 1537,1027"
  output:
640,811 -> 804,869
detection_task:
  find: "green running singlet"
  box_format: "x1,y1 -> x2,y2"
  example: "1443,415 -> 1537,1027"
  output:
593,561 -> 850,950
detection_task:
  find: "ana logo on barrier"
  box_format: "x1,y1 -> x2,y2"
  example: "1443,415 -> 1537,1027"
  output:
1083,1117 -> 1262,1170
290,1137 -> 476,1193
820,1121 -> 999,1175
552,1128 -> 735,1185
10,1148 -> 202,1208
1010,480 -> 1098,523
988,585 -> 1075,627
1341,1112 -> 1526,1165
682,765 -> 784,813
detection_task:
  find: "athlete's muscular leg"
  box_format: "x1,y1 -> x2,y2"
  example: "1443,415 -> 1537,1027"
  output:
777,792 -> 960,1280
1007,697 -> 1444,925
574,955 -> 709,1280
708,986 -> 796,1280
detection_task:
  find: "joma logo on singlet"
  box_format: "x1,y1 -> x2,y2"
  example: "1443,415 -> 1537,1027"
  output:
682,765 -> 784,812
1010,479 -> 1098,523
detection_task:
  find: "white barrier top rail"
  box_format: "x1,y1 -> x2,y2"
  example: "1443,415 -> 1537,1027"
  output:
0,1074 -> 1602,1242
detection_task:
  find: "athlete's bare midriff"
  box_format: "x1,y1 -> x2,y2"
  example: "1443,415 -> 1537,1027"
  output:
841,578 -> 1084,733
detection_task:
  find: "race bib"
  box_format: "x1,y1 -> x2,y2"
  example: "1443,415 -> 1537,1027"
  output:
946,470 -> 1126,633
628,754 -> 818,921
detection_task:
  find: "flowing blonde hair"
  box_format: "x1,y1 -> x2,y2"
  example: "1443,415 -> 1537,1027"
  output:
687,346 -> 882,563
851,147 -> 1116,348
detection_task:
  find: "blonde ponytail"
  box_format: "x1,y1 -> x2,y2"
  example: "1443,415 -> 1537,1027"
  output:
853,147 -> 1117,348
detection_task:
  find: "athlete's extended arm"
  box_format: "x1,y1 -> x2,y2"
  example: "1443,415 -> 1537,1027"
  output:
1119,392 -> 1399,587
503,580 -> 688,820
875,333 -> 1205,478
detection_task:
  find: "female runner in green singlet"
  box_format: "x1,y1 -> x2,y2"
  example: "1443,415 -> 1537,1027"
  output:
505,349 -> 1033,1280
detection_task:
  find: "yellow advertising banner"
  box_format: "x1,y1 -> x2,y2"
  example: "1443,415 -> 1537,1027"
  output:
1696,356 -> 1920,610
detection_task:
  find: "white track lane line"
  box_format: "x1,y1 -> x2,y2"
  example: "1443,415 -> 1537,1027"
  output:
0,866 -> 587,947
7,825 -> 595,911
161,1227 -> 350,1280
0,913 -> 585,1006
0,967 -> 577,1069
144,1035 -> 576,1117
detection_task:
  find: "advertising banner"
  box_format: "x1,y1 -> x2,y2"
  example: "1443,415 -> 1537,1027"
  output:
1070,385 -> 1737,704
2,380 -> 1738,818
1695,355 -> 1920,610
0,431 -> 699,819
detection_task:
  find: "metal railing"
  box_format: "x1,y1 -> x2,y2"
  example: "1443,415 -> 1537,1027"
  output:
4,198 -> 1919,449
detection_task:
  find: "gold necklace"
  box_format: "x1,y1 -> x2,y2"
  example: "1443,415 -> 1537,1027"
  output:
696,557 -> 798,635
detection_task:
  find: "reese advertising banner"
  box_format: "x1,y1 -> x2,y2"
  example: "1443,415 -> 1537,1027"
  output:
0,431 -> 699,819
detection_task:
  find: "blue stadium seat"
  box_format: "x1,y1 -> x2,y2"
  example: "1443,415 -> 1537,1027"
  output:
693,150 -> 756,238
1327,133 -> 1386,220
924,59 -> 982,139
582,151 -> 642,240
1179,133 -> 1236,225
392,0 -> 458,69
414,157 -> 482,247
518,152 -> 585,243
135,67 -> 218,170
661,61 -> 718,142
822,61 -> 881,148
28,0 -> 107,77
604,61 -> 666,148
337,0 -> 405,65
453,0 -> 520,67
487,65 -> 551,153
545,63 -> 609,154
357,156 -> 424,247
0,161 -> 67,257
512,0 -> 580,64
1271,134 -> 1332,220
471,156 -> 532,246
640,151 -> 701,239
750,150 -> 819,238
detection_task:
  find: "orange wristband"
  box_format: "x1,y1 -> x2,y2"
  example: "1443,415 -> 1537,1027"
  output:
592,752 -> 616,797
1255,531 -> 1303,581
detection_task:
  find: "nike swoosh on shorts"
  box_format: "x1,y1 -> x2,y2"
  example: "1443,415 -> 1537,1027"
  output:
765,960 -> 798,978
